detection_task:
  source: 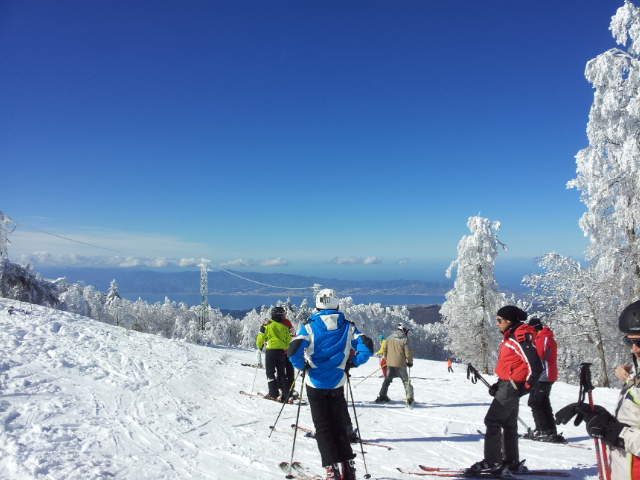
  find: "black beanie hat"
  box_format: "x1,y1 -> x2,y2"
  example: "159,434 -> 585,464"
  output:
528,318 -> 543,330
497,305 -> 527,322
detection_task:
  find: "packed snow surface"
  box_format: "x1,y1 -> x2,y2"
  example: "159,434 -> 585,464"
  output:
0,298 -> 616,479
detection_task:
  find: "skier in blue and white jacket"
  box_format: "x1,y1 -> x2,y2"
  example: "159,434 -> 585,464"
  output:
288,288 -> 373,480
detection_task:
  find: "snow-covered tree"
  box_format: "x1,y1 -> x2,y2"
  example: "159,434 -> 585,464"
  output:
83,285 -> 107,322
567,1 -> 640,304
440,216 -> 507,373
523,253 -> 624,387
0,259 -> 60,307
59,282 -> 90,317
106,279 -> 124,327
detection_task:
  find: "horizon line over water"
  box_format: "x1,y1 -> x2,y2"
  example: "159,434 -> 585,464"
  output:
121,293 -> 446,310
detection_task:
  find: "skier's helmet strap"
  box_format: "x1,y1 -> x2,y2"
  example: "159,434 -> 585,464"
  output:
620,300 -> 640,334
315,288 -> 339,310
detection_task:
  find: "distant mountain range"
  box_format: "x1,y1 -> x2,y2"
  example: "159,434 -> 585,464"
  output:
36,267 -> 454,297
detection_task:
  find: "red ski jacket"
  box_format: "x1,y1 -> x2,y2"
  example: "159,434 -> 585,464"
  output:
534,326 -> 557,382
494,322 -> 543,388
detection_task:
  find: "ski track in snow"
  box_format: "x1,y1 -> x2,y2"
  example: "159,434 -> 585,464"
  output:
0,298 -> 613,479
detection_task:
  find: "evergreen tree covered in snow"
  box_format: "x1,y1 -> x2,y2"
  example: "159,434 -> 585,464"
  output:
440,216 -> 507,373
568,1 -> 640,304
106,280 -> 124,327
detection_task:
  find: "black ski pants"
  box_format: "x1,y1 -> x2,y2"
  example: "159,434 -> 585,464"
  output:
484,379 -> 521,465
307,385 -> 355,467
264,349 -> 288,398
528,381 -> 556,434
285,355 -> 295,393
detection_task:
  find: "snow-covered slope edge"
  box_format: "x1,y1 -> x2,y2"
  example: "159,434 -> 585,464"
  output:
0,298 -> 613,480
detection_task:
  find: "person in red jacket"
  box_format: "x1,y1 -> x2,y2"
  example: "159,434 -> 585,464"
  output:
465,306 -> 543,476
526,318 -> 564,443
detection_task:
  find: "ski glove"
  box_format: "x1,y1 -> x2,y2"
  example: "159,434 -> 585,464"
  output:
555,403 -> 580,425
516,384 -> 530,397
407,363 -> 413,368
345,359 -> 356,377
576,403 -> 627,448
488,382 -> 499,397
556,402 -> 609,426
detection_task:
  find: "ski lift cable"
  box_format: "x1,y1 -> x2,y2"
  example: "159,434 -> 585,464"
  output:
12,222 -> 315,291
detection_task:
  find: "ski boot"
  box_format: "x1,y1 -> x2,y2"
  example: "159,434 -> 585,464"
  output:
324,463 -> 340,479
504,460 -> 528,474
375,395 -> 391,403
341,459 -> 357,480
464,460 -> 507,476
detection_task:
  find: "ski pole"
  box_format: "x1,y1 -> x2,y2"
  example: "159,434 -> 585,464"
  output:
406,366 -> 411,405
353,366 -> 382,388
268,370 -> 301,437
251,361 -> 260,393
466,363 -> 533,432
287,369 -> 307,474
579,363 -> 609,480
347,374 -> 372,479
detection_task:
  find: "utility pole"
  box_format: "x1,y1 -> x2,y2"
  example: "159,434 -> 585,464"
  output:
198,259 -> 211,331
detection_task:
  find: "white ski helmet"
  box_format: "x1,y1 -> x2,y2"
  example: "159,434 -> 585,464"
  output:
315,288 -> 340,310
397,323 -> 410,334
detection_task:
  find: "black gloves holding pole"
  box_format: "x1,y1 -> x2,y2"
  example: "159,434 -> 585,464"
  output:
555,403 -> 627,448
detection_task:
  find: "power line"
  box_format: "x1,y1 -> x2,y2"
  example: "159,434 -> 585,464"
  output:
13,221 -> 315,291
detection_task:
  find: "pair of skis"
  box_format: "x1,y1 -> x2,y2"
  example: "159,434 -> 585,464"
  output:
279,462 -> 569,480
279,462 -> 322,480
291,424 -> 392,450
279,461 -> 372,480
397,465 -> 570,478
239,390 -> 306,405
476,429 -> 589,450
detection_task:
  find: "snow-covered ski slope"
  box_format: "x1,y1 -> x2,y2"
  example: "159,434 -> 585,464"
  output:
0,298 -> 615,479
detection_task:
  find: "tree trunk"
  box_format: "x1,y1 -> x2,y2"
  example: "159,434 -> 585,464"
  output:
592,317 -> 610,387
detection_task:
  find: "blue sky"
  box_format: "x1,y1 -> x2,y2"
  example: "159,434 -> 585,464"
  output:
0,1 -> 622,284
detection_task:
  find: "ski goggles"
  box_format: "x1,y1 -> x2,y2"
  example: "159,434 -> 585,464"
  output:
623,336 -> 640,348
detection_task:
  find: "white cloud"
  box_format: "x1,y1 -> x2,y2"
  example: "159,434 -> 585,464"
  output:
363,256 -> 382,264
14,252 -> 174,268
261,258 -> 288,266
177,258 -> 200,267
331,256 -> 383,265
332,256 -> 362,265
219,259 -> 254,267
396,258 -> 410,264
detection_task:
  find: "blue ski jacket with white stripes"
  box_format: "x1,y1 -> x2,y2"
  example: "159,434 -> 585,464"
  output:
288,309 -> 372,389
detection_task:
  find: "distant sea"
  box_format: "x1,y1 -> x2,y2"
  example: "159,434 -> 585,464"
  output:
120,293 -> 446,310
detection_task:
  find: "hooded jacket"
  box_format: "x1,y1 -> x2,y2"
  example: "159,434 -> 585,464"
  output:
534,326 -> 558,382
382,330 -> 413,368
287,309 -> 372,389
494,321 -> 542,387
255,318 -> 291,351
